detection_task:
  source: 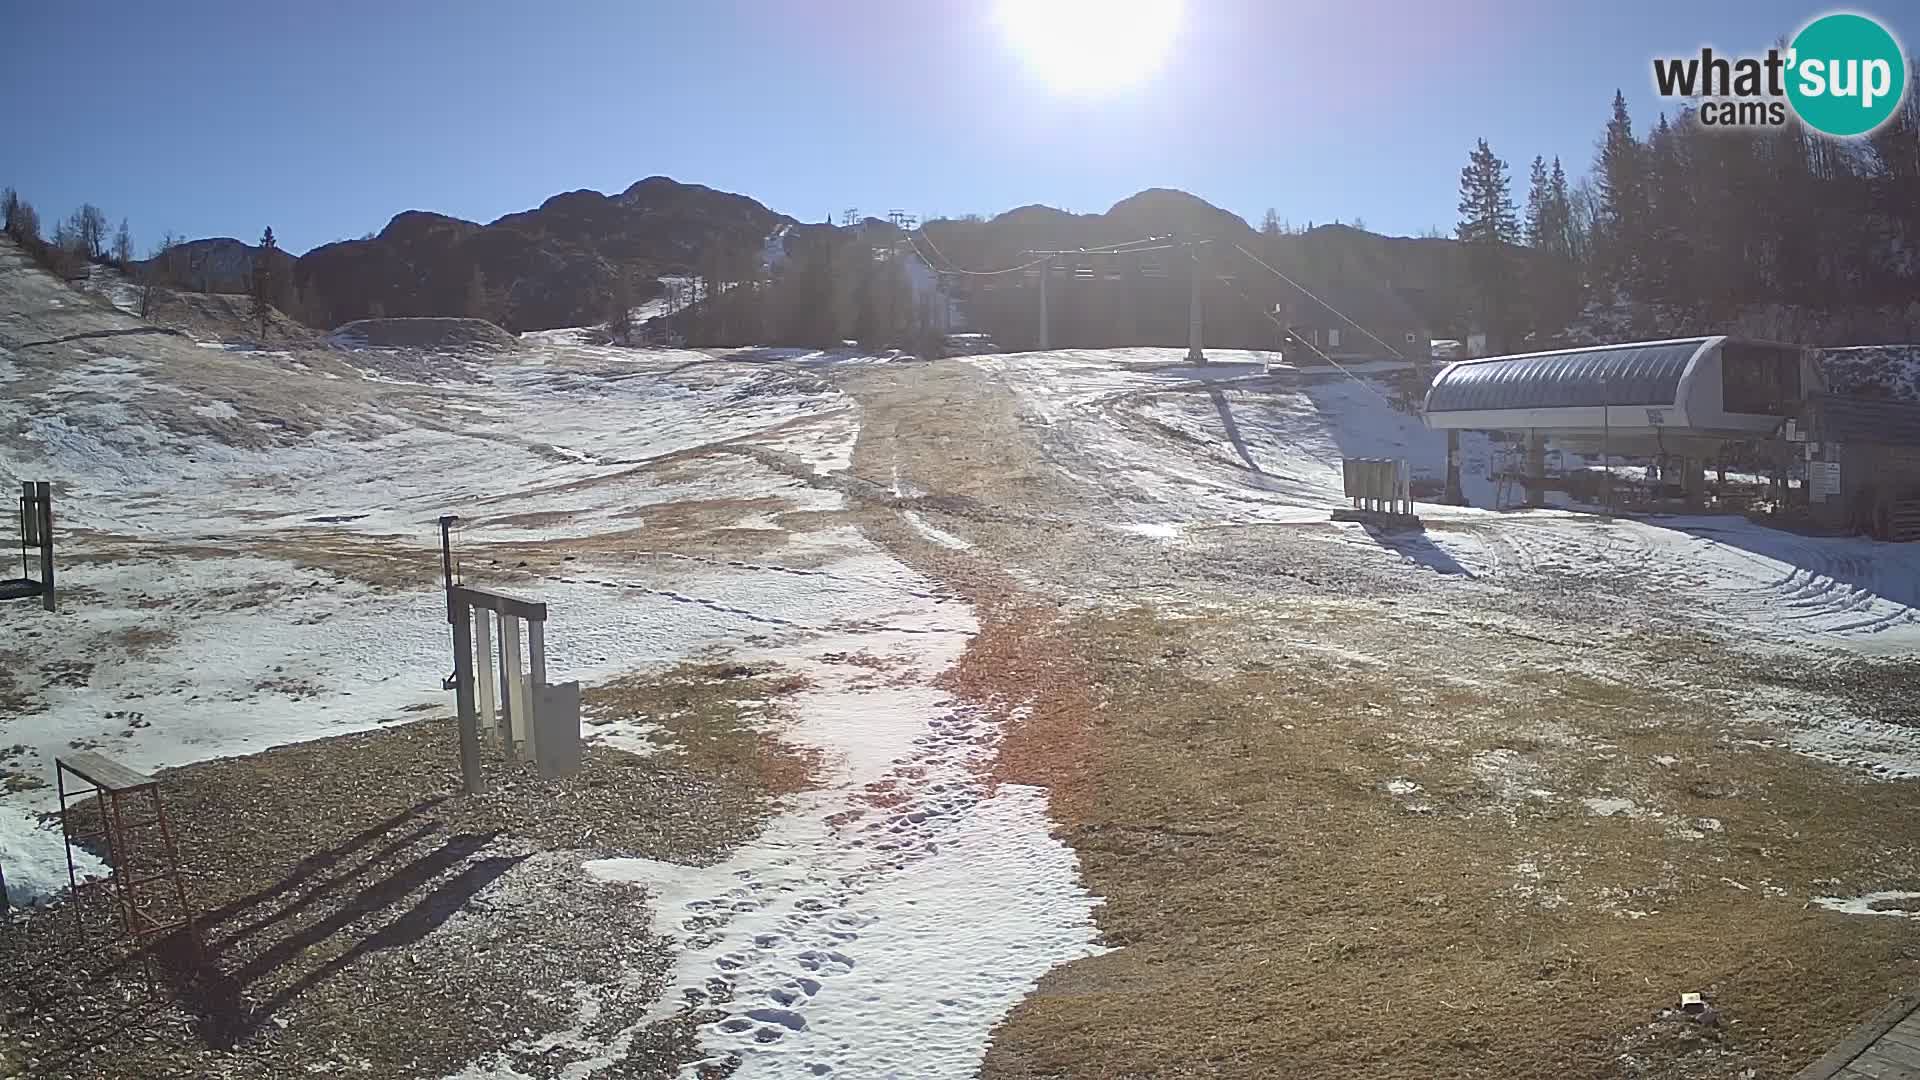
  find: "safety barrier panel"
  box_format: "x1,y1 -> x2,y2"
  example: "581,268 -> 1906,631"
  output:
1342,458 -> 1413,516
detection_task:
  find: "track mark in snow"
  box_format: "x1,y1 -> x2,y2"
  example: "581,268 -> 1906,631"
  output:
553,576 -> 964,637
560,700 -> 1102,1079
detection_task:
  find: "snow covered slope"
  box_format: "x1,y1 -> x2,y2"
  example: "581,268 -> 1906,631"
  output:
976,347 -> 1920,655
2,240 -> 1105,1079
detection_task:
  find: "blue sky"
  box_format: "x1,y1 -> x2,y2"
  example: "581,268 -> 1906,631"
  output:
5,0 -> 1913,255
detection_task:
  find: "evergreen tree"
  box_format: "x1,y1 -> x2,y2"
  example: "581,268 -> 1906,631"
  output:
1594,90 -> 1647,291
1,189 -> 37,245
1547,158 -> 1581,266
604,269 -> 635,344
1524,156 -> 1551,247
1456,138 -> 1521,349
1641,113 -> 1691,305
251,226 -> 277,335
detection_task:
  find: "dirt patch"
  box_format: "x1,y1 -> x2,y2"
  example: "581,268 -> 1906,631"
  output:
979,606 -> 1920,1080
0,650 -> 38,716
586,660 -> 821,800
103,626 -> 177,660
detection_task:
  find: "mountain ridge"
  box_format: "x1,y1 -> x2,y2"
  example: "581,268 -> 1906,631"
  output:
150,177 -> 1494,336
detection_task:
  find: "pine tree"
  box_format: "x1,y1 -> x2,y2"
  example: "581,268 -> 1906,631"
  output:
251,226 -> 277,336
1458,140 -> 1520,246
0,189 -> 36,245
1594,90 -> 1647,291
1524,156 -> 1552,247
604,269 -> 635,344
1456,138 -> 1521,349
1547,158 -> 1580,265
1641,113 -> 1694,306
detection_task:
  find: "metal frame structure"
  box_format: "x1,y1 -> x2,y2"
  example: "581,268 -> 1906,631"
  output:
3,481 -> 55,612
56,752 -> 196,954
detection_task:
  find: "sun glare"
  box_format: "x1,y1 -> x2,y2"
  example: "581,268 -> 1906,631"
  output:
994,0 -> 1184,96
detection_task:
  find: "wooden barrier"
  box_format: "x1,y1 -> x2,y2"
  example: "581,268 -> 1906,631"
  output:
446,585 -> 581,794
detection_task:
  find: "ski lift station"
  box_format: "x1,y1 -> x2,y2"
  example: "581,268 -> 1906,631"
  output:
1422,337 -> 1920,538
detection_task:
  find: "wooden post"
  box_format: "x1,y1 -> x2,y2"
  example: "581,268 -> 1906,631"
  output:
1445,430 -> 1464,506
450,603 -> 483,795
36,483 -> 52,613
528,620 -> 547,690
474,608 -> 496,748
501,615 -> 527,757
527,620 -> 547,764
1186,241 -> 1205,364
32,482 -> 53,612
496,615 -> 514,749
1037,256 -> 1050,350
20,483 -> 37,547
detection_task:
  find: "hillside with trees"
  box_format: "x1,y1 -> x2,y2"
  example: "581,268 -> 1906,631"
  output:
1457,74 -> 1920,351
16,93 -> 1920,357
670,189 -> 1543,355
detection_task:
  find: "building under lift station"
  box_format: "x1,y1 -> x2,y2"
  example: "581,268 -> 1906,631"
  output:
1421,336 -> 1920,539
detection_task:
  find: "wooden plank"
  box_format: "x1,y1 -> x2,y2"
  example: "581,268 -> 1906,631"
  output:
1794,989 -> 1920,1080
1876,1023 -> 1920,1054
1860,1036 -> 1920,1071
474,608 -> 496,746
56,752 -> 153,793
34,481 -> 52,613
1842,1050 -> 1920,1079
450,585 -> 546,622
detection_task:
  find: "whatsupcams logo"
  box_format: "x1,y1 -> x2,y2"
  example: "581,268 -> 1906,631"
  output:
1652,11 -> 1908,136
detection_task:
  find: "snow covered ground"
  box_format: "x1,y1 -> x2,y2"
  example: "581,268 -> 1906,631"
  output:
6,279 -> 1919,1075
0,296 -> 1104,1077
971,347 -> 1920,656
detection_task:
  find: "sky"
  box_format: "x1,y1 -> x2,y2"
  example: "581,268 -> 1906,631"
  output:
4,0 -> 1915,256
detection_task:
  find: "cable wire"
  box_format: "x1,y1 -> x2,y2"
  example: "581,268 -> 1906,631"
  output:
1198,247 -> 1394,402
907,228 -> 1177,277
1231,242 -> 1408,361
904,229 -> 1057,277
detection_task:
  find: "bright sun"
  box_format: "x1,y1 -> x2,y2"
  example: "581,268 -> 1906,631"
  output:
994,0 -> 1184,96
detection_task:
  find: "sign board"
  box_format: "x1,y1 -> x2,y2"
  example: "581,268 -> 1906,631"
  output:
1645,407 -> 1668,426
1785,419 -> 1806,442
1809,461 -> 1842,502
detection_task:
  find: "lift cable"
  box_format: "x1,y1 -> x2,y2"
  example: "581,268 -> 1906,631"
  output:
906,228 -> 1178,278
1231,241 -> 1408,362
1199,246 -> 1395,403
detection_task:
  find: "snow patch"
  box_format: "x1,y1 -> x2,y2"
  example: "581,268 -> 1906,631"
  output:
1813,891 -> 1920,919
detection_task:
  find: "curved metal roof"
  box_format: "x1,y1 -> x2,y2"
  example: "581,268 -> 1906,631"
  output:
1425,338 -> 1716,413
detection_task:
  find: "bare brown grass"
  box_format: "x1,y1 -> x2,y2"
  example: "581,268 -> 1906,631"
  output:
982,606 -> 1920,1080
